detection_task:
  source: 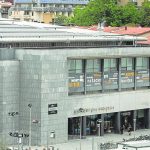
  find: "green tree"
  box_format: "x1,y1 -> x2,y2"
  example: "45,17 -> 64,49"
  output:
71,0 -> 143,27
122,3 -> 141,25
140,1 -> 150,26
54,15 -> 68,25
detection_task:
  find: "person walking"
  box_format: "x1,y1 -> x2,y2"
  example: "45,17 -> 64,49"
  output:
128,124 -> 132,135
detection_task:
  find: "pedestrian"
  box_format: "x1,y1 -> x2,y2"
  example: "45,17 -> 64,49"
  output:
128,124 -> 132,136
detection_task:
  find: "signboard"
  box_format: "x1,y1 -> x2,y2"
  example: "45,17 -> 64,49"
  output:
136,70 -> 149,83
48,110 -> 57,115
74,106 -> 114,115
68,73 -> 84,92
48,103 -> 57,115
104,71 -> 118,85
121,71 -> 134,84
86,73 -> 101,87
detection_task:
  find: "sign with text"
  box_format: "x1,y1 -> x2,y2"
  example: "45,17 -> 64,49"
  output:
136,70 -> 149,83
104,71 -> 118,85
86,73 -> 102,87
121,71 -> 134,84
48,103 -> 57,115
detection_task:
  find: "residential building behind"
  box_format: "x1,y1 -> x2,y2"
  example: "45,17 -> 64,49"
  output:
8,0 -> 89,23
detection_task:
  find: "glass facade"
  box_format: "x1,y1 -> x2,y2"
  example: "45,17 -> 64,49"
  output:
68,57 -> 150,95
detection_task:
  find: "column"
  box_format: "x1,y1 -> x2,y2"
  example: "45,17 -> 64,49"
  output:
101,59 -> 104,93
118,58 -> 121,92
83,59 -> 87,95
132,110 -> 137,131
115,112 -> 121,134
134,58 -> 137,90
100,114 -> 104,136
144,109 -> 150,129
82,116 -> 86,137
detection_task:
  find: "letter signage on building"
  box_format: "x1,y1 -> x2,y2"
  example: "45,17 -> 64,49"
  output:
74,106 -> 114,115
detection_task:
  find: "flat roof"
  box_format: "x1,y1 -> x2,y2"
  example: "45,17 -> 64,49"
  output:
0,19 -> 146,43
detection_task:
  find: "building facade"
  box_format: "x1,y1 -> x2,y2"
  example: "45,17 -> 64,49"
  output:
0,20 -> 149,147
118,0 -> 147,6
0,1 -> 12,18
8,0 -> 89,23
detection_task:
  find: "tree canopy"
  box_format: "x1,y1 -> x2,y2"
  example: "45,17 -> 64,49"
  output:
67,0 -> 150,27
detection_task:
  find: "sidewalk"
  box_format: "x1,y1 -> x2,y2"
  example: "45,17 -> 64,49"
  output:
19,129 -> 150,150
54,129 -> 150,150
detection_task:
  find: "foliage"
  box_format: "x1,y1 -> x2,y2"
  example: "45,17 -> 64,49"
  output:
69,0 -> 150,27
54,15 -> 68,25
140,1 -> 150,26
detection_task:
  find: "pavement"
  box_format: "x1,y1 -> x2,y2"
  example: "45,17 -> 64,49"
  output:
12,129 -> 150,150
54,129 -> 150,150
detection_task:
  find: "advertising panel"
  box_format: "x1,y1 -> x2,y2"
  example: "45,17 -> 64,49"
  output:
104,71 -> 118,85
68,73 -> 84,92
86,72 -> 102,87
136,70 -> 149,83
121,71 -> 134,84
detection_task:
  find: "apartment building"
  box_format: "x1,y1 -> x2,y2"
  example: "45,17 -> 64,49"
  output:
8,0 -> 89,23
118,0 -> 146,6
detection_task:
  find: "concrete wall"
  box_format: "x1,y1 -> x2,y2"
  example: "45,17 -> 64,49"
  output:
0,61 -> 19,145
14,47 -> 150,145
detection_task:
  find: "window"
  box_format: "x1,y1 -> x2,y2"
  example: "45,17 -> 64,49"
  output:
24,11 -> 29,15
68,59 -> 83,73
86,59 -> 101,73
121,58 -> 133,71
136,58 -> 149,70
104,59 -> 117,71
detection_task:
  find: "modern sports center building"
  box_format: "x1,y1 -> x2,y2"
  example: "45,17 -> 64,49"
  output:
0,19 -> 149,147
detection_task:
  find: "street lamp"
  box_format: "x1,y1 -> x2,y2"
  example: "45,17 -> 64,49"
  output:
133,118 -> 136,137
28,104 -> 32,150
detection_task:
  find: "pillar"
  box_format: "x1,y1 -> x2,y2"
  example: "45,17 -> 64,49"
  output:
82,116 -> 86,136
134,58 -> 137,90
115,112 -> 121,134
101,59 -> 104,93
118,58 -> 121,92
132,110 -> 137,131
100,114 -> 104,136
144,109 -> 150,129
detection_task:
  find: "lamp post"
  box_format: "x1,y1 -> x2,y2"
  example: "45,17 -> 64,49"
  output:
28,104 -> 32,150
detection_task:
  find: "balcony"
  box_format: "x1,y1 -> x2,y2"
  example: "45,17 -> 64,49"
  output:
33,6 -> 72,12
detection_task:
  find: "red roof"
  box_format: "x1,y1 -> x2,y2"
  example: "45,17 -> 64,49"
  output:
104,27 -> 150,35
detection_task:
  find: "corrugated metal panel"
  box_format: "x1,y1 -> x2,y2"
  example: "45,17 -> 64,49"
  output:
15,0 -> 89,4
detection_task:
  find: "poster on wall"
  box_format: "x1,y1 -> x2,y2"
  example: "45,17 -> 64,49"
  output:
104,71 -> 118,85
86,73 -> 102,87
136,70 -> 149,83
121,71 -> 134,84
68,74 -> 84,89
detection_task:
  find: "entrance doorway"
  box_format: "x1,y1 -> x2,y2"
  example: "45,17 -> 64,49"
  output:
121,111 -> 132,130
104,113 -> 115,133
68,117 -> 81,137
